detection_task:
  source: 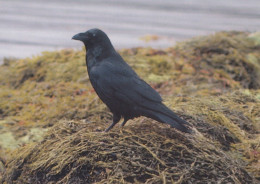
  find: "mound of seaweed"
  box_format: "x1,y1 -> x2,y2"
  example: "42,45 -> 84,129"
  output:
1,120 -> 254,183
169,31 -> 260,90
0,31 -> 260,183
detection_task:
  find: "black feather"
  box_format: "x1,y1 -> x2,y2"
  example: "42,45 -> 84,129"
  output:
72,28 -> 191,133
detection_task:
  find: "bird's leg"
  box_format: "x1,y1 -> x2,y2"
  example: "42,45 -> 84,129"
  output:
104,114 -> 120,132
120,118 -> 129,127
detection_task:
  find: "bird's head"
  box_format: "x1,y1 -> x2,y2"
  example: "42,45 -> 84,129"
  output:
72,28 -> 113,50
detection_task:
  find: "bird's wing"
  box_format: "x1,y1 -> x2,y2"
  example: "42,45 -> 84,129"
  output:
89,61 -> 162,106
89,60 -> 191,133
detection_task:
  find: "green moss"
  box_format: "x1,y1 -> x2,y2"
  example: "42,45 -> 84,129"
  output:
249,32 -> 260,46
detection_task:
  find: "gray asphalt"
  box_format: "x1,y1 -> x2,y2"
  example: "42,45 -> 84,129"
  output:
0,0 -> 260,61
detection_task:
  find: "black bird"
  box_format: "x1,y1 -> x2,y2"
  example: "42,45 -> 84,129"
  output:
72,28 -> 191,133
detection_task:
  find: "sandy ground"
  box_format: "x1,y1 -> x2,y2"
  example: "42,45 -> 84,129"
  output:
0,0 -> 260,61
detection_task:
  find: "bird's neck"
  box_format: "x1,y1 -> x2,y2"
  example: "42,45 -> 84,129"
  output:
85,45 -> 116,68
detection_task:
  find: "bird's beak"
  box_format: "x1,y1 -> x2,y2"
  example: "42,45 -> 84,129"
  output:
72,33 -> 84,40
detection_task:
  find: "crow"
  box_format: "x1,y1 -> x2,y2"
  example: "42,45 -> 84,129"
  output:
72,28 -> 191,133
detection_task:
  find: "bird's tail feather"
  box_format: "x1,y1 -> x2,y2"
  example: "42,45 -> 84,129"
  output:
140,103 -> 191,133
151,111 -> 191,133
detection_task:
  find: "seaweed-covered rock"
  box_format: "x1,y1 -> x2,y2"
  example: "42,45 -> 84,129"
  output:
1,120 -> 255,183
0,31 -> 259,183
170,31 -> 260,90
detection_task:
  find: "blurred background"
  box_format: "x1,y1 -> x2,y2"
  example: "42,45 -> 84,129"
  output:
0,0 -> 260,61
